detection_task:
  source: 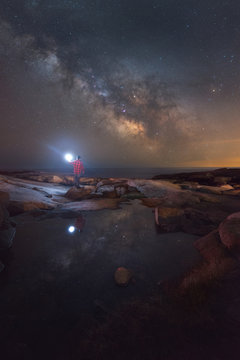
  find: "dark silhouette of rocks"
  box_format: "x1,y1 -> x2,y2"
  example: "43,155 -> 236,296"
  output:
153,167 -> 240,186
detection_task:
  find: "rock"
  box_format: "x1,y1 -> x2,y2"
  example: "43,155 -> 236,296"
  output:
154,205 -> 226,236
219,184 -> 234,191
114,267 -> 132,286
152,168 -> 240,188
221,189 -> 240,196
79,177 -> 100,185
115,186 -> 128,197
0,227 -> 16,250
181,208 -> 223,236
7,200 -> 55,216
197,193 -> 220,203
123,191 -> 145,200
61,198 -> 122,211
219,214 -> 240,256
96,184 -> 119,198
195,185 -> 223,195
0,176 -> 64,215
0,261 -> 4,273
0,197 -> 16,249
65,186 -> 94,200
194,230 -> 229,263
157,207 -> 184,219
154,207 -> 185,231
96,179 -> 128,187
0,191 -> 9,203
213,176 -> 232,185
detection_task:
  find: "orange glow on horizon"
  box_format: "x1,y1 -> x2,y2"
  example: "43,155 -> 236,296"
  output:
181,157 -> 240,168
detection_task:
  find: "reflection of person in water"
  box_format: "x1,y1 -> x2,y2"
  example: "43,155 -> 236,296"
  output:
154,207 -> 162,234
155,207 -> 159,225
75,215 -> 86,232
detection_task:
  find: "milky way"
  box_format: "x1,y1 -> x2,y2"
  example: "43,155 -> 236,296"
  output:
0,0 -> 240,168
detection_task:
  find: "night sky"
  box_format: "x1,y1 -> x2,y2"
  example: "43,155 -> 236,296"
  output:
0,0 -> 240,169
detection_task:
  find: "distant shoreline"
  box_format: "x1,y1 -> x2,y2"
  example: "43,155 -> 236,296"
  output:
0,166 -> 223,179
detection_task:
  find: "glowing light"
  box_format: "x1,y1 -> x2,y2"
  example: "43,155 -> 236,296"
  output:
65,153 -> 73,162
68,226 -> 76,233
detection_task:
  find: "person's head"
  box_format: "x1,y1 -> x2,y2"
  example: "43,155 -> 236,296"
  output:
77,155 -> 81,160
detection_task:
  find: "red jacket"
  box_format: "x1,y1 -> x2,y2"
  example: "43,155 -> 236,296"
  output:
70,160 -> 84,175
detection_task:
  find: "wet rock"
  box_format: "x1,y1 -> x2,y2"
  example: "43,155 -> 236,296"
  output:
65,186 -> 94,200
194,230 -> 229,263
219,213 -> 240,256
114,267 -> 132,286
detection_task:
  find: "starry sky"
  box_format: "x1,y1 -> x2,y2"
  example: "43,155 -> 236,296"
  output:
0,0 -> 240,169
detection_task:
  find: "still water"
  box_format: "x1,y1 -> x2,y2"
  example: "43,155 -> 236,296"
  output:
0,200 -> 200,356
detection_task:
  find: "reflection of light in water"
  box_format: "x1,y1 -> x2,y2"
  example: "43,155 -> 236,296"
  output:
68,226 -> 76,233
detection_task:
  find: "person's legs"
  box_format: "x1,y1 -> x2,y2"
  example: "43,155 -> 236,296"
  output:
77,174 -> 80,187
74,174 -> 80,187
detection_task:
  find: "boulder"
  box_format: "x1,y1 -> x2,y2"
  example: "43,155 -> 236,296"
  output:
219,213 -> 240,256
79,177 -> 99,185
114,267 -> 132,286
194,230 -> 229,263
96,185 -> 117,198
155,206 -> 225,236
181,208 -> 222,236
115,186 -> 128,197
65,186 -> 94,200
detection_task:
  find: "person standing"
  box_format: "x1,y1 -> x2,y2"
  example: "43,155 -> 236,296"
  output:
70,156 -> 85,187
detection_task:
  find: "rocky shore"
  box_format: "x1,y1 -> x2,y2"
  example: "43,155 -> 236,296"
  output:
1,168 -> 240,359
1,168 -> 240,273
